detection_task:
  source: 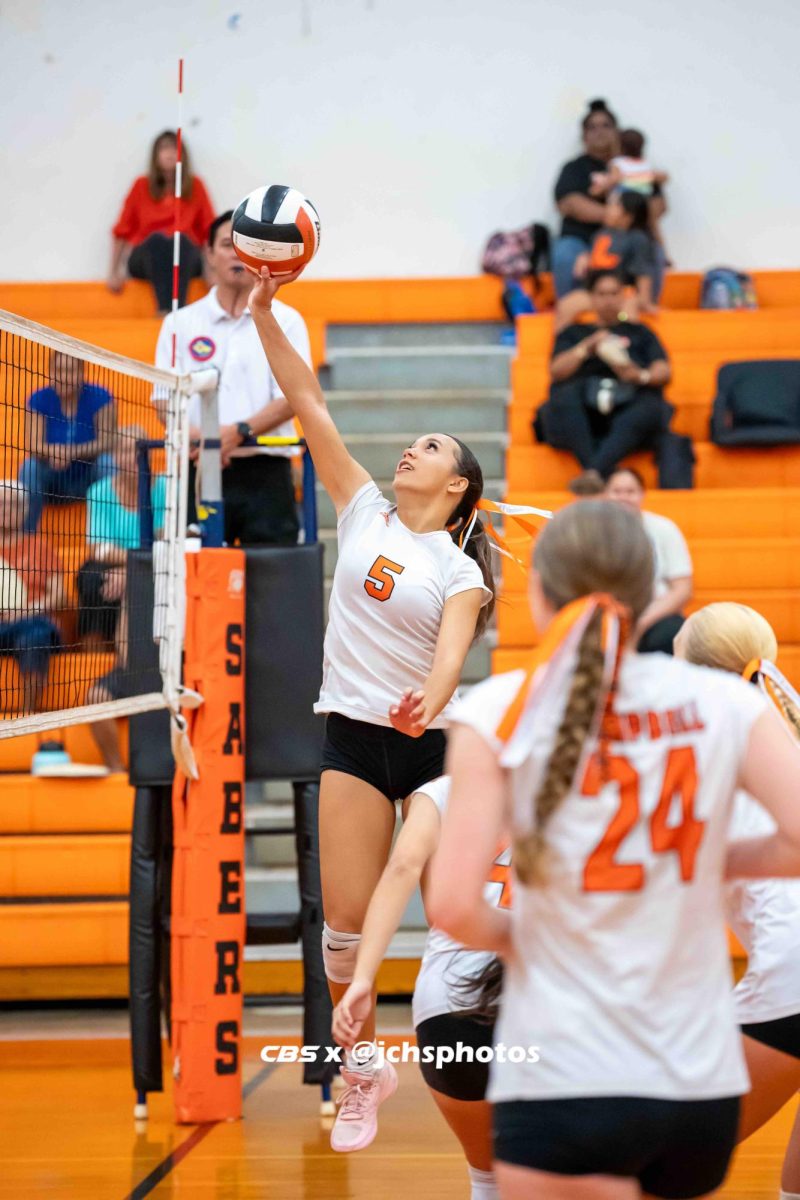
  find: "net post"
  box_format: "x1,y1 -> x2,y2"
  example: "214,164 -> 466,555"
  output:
196,370 -> 225,548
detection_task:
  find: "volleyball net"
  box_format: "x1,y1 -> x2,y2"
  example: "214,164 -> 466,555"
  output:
0,308 -> 209,740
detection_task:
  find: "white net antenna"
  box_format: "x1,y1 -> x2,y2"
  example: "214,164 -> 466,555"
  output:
0,308 -> 214,741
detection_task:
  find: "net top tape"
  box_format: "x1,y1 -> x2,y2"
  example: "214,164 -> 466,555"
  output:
0,307 -> 215,394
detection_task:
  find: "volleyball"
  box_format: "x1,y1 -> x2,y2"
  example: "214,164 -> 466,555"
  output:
231,184 -> 321,275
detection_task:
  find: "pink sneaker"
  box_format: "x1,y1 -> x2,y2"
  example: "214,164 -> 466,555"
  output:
330,1061 -> 398,1152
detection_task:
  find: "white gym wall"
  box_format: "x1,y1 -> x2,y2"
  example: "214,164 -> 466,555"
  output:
1,0 -> 798,280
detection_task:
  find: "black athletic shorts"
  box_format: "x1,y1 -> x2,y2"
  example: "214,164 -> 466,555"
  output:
493,1095 -> 740,1199
416,1012 -> 494,1102
741,1011 -> 800,1059
320,712 -> 446,802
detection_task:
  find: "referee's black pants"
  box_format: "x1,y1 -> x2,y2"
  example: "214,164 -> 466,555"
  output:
188,455 -> 299,546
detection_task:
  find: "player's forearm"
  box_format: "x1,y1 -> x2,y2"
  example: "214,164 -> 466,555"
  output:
248,398 -> 294,437
438,898 -> 511,956
353,860 -> 424,985
250,308 -> 326,422
725,834 -> 800,880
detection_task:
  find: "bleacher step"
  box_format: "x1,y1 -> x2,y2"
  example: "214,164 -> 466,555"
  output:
327,346 -> 513,391
0,834 -> 130,897
326,322 -> 510,348
0,774 -> 134,834
325,389 -> 507,433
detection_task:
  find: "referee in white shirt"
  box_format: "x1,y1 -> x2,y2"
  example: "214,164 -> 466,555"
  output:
154,211 -> 313,544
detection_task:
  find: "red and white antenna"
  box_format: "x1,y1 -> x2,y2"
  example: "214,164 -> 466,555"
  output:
171,57 -> 184,369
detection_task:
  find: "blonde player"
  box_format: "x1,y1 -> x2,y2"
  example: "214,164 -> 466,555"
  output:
332,774 -> 504,1193
246,267 -> 496,1148
429,500 -> 800,1200
676,602 -> 800,1200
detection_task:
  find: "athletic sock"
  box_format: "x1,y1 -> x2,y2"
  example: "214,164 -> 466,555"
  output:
344,1045 -> 380,1074
467,1165 -> 499,1199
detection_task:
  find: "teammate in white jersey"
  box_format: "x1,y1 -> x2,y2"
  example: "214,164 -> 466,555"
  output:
246,267 -> 496,1149
331,775 -> 504,1193
677,602 -> 800,1200
429,500 -> 800,1200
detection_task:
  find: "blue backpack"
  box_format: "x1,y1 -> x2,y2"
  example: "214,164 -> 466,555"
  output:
700,267 -> 757,310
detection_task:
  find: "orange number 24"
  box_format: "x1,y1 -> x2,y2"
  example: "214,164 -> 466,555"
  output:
364,555 -> 405,602
582,747 -> 703,892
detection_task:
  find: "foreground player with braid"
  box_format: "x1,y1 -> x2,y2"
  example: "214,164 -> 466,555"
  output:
431,500 -> 800,1200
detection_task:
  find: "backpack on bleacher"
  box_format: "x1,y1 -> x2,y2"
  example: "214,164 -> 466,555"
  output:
482,223 -> 550,281
700,267 -> 758,310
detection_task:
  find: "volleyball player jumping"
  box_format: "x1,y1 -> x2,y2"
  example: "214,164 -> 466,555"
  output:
430,500 -> 800,1200
331,773 -> 504,1196
248,267 -> 495,1150
677,602 -> 800,1200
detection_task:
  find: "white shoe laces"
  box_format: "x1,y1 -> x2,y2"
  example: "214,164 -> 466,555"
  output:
337,1075 -> 377,1120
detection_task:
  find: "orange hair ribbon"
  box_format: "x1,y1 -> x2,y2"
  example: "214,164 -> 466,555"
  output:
496,593 -> 631,776
742,657 -> 800,741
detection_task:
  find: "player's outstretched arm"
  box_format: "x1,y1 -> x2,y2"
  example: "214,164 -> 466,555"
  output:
727,709 -> 800,880
247,267 -> 370,515
331,793 -> 441,1048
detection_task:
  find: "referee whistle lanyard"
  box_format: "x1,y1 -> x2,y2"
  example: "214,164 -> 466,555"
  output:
495,594 -> 630,780
742,658 -> 800,743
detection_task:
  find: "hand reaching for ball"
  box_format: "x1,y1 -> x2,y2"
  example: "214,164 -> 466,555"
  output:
246,265 -> 305,314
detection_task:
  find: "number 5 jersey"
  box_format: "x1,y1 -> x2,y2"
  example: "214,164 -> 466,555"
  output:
315,481 -> 491,727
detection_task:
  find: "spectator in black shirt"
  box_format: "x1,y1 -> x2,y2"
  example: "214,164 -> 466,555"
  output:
534,271 -> 673,490
552,99 -> 620,298
558,191 -> 658,328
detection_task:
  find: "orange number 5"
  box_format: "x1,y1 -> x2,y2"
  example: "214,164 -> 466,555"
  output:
582,747 -> 704,892
364,555 -> 405,602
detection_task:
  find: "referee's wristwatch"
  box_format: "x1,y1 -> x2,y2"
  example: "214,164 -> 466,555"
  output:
236,421 -> 254,445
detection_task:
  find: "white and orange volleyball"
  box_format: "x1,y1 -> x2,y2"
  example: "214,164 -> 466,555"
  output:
231,185 -> 321,275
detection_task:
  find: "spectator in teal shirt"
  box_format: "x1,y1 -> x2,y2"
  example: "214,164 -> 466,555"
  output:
77,425 -> 165,771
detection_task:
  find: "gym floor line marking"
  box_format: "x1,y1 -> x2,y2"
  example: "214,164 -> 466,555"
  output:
122,1061 -> 280,1199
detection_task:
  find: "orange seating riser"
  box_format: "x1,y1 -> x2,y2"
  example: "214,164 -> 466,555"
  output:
507,444 -> 800,491
0,901 -> 128,967
0,834 -> 130,897
0,653 -> 115,714
0,722 -> 128,772
493,646 -> 800,690
501,539 -> 800,593
504,489 -> 800,540
0,774 -> 133,834
498,589 -> 800,647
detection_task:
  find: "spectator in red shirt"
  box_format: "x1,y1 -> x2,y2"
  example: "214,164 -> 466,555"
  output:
0,481 -> 66,713
108,131 -> 215,313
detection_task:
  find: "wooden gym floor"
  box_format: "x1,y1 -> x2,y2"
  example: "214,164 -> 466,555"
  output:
0,1007 -> 795,1199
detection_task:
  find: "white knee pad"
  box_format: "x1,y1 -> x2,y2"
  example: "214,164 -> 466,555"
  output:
322,922 -> 361,984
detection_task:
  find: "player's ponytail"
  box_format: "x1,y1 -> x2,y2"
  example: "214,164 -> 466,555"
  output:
513,501 -> 655,885
451,956 -> 504,1026
514,611 -> 606,885
446,436 -> 496,640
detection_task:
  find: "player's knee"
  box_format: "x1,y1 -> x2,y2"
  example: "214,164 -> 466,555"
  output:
322,922 -> 361,984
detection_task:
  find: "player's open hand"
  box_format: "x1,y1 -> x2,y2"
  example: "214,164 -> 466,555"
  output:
389,688 -> 429,738
332,978 -> 372,1049
246,265 -> 305,314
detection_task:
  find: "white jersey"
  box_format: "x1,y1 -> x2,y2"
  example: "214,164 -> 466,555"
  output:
726,790 -> 800,1025
453,653 -> 767,1103
315,482 -> 491,728
411,775 -> 510,1027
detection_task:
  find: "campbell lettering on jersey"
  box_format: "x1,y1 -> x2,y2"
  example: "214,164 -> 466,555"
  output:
602,702 -> 705,743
